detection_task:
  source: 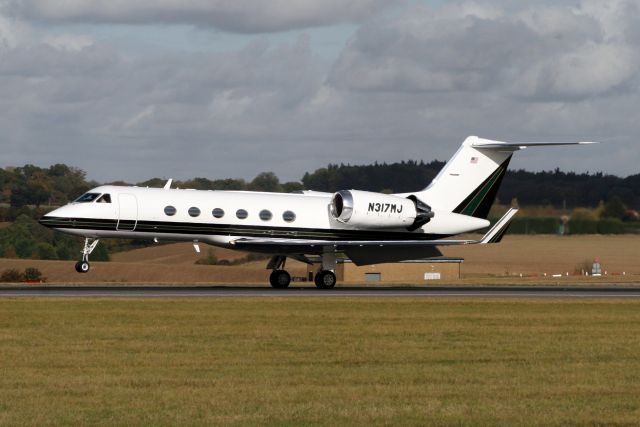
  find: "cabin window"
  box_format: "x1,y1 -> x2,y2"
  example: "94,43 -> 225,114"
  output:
96,194 -> 111,203
212,208 -> 225,218
282,210 -> 296,222
188,207 -> 201,217
259,209 -> 272,221
74,193 -> 101,203
164,205 -> 177,216
236,209 -> 248,219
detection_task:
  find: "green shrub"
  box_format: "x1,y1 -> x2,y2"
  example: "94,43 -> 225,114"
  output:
24,267 -> 42,281
505,217 -> 559,234
0,269 -> 24,282
90,242 -> 110,262
37,243 -> 58,260
596,219 -> 625,234
568,219 -> 599,234
195,250 -> 218,265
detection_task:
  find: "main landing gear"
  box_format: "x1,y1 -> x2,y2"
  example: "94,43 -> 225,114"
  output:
75,238 -> 99,273
269,269 -> 291,289
314,251 -> 337,289
314,270 -> 336,289
268,256 -> 291,288
267,252 -> 338,289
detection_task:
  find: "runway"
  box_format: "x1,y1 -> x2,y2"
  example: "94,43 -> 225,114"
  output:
2,285 -> 640,298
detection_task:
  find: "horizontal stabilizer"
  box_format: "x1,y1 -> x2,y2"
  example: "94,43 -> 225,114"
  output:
479,208 -> 518,244
470,136 -> 598,150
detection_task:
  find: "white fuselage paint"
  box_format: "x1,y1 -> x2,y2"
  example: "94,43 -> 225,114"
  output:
42,185 -> 489,249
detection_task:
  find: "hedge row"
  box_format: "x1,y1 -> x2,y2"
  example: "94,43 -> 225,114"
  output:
500,217 -> 638,235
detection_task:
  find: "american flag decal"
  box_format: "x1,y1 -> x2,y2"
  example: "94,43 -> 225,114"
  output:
470,157 -> 478,164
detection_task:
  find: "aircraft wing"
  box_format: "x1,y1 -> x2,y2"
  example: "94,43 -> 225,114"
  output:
231,208 -> 518,251
232,237 -> 475,250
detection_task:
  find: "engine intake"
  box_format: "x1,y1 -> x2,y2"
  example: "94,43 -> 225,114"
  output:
330,190 -> 433,230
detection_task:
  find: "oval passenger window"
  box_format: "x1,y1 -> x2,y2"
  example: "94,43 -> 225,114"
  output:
236,209 -> 248,219
282,210 -> 296,222
164,206 -> 177,216
212,208 -> 225,218
259,210 -> 272,221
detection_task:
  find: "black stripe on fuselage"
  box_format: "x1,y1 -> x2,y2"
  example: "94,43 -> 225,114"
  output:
38,216 -> 448,241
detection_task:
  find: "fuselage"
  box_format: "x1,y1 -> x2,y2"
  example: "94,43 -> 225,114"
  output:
39,185 -> 489,249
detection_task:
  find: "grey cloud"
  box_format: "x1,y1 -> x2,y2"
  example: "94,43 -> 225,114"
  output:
1,0 -> 639,183
330,1 -> 640,102
330,17 -> 539,93
511,42 -> 638,101
0,33 -> 337,181
515,5 -> 603,42
7,0 -> 398,33
0,9 -> 28,48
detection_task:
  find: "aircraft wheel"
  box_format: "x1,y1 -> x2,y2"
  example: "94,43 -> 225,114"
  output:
314,270 -> 336,289
269,270 -> 291,288
75,261 -> 90,273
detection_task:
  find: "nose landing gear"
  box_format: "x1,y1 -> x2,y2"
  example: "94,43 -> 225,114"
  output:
75,238 -> 100,273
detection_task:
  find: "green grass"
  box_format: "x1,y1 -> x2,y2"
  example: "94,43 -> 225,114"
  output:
1,299 -> 640,426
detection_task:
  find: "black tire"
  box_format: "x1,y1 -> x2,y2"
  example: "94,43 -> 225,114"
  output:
75,261 -> 90,273
314,270 -> 336,289
269,270 -> 291,288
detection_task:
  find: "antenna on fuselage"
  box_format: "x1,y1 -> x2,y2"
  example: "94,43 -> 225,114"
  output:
164,179 -> 173,189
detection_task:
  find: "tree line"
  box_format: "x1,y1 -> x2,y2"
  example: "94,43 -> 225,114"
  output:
2,161 -> 639,215
301,162 -> 640,211
1,160 -> 638,261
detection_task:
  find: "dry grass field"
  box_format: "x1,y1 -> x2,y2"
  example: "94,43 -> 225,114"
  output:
442,234 -> 640,277
0,243 -> 309,284
0,235 -> 639,284
1,298 -> 639,426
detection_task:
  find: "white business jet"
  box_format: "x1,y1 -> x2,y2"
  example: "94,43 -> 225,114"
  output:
40,136 -> 594,288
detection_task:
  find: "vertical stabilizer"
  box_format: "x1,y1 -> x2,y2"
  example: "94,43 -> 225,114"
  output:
417,136 -> 513,219
414,136 -> 596,219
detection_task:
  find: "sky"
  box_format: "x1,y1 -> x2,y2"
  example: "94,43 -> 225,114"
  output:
1,0 -> 639,183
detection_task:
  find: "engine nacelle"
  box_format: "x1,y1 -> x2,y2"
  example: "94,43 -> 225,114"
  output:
330,190 -> 433,229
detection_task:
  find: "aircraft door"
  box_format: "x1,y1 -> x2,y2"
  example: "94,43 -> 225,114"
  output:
117,193 -> 138,231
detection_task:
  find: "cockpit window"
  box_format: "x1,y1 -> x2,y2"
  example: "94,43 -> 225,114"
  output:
96,194 -> 111,203
74,193 -> 101,203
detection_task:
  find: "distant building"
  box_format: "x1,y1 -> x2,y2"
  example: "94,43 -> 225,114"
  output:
306,258 -> 463,283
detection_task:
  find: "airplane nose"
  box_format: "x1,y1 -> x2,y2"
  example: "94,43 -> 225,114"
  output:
38,215 -> 55,228
39,206 -> 66,228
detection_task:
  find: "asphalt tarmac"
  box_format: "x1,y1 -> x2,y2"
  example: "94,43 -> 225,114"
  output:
1,285 -> 640,298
